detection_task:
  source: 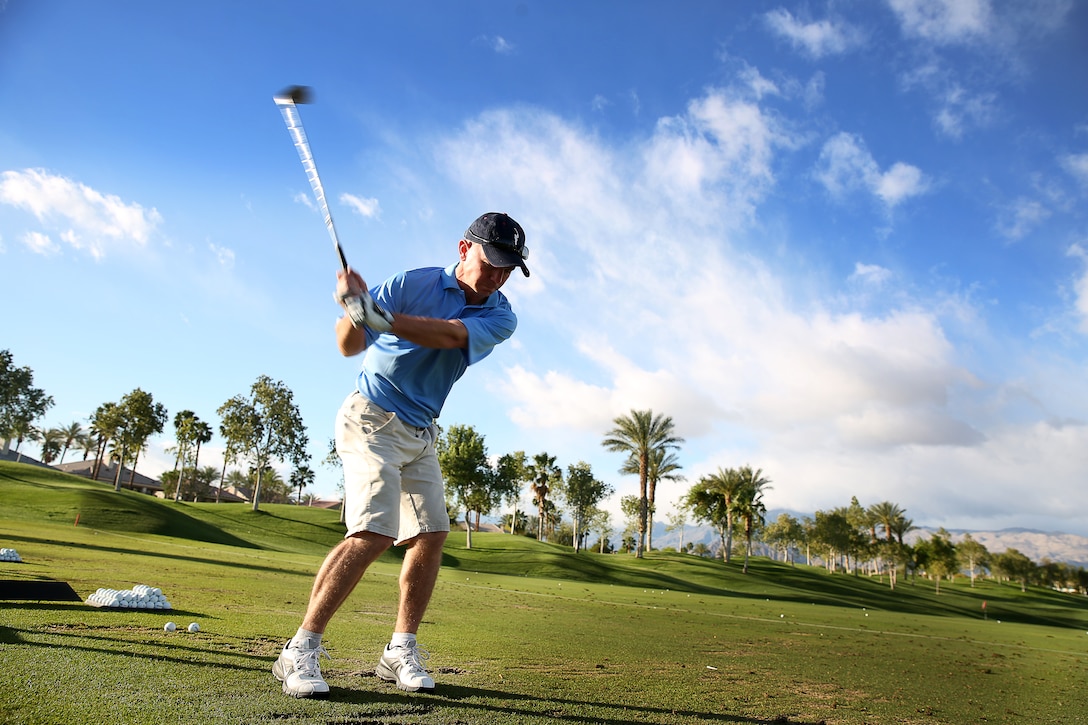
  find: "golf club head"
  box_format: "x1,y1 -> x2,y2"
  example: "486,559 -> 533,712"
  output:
274,85 -> 313,106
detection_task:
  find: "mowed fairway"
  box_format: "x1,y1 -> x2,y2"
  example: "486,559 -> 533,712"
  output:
1,463 -> 1086,724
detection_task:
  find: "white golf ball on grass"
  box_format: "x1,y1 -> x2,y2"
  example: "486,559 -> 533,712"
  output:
187,622 -> 200,633
164,622 -> 177,632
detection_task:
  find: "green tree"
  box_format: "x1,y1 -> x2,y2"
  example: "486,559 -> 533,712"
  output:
763,512 -> 804,565
685,467 -> 747,562
664,505 -> 689,553
494,451 -> 528,534
957,533 -> 990,587
621,447 -> 683,551
221,376 -> 308,512
619,494 -> 641,551
217,396 -> 261,503
89,402 -> 123,481
56,421 -> 84,465
78,429 -> 97,461
171,411 -> 198,502
289,464 -> 315,504
0,350 -> 54,452
733,466 -> 771,573
684,476 -> 730,561
918,529 -> 958,594
809,509 -> 856,573
562,461 -> 613,553
9,419 -> 41,462
249,465 -> 291,503
436,424 -> 491,549
602,409 -> 683,558
37,426 -> 64,464
587,507 -> 613,553
188,419 -> 213,497
526,452 -> 563,542
500,509 -> 530,536
992,548 -> 1036,592
114,388 -> 167,491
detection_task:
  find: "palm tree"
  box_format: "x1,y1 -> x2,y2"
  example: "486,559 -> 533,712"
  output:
56,422 -> 84,465
10,419 -> 40,463
699,466 -> 748,563
290,464 -> 315,504
602,409 -> 683,558
632,448 -> 683,551
868,501 -> 906,542
190,420 -> 213,488
89,402 -> 123,481
171,411 -> 198,502
78,431 -> 96,461
526,452 -> 561,542
39,427 -> 65,464
733,466 -> 772,573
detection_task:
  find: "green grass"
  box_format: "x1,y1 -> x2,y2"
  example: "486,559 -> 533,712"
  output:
2,461 -> 1086,724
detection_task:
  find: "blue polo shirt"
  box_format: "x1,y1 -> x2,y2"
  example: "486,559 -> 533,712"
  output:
356,262 -> 517,428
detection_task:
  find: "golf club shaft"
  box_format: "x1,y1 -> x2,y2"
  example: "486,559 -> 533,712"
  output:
275,100 -> 349,270
274,91 -> 394,332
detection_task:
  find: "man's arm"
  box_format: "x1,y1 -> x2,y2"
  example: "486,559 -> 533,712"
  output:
391,315 -> 468,349
336,313 -> 368,356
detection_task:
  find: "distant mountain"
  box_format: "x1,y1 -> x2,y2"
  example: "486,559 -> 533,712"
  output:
646,518 -> 1088,569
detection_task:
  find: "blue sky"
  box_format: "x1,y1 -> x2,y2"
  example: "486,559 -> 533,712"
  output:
2,1 -> 1087,537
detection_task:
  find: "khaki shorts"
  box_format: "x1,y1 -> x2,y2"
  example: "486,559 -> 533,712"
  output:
335,391 -> 450,544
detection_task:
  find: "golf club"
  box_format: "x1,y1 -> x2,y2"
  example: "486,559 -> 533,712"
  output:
273,85 -> 393,332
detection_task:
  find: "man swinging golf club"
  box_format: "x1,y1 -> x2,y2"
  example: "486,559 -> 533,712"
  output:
273,212 -> 529,698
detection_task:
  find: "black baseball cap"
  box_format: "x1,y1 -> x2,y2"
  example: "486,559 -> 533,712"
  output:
464,212 -> 529,277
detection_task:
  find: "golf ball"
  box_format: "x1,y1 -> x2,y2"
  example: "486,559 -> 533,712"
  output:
187,622 -> 200,633
164,622 -> 177,632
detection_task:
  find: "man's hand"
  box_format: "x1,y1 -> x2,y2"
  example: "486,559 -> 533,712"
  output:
335,268 -> 393,333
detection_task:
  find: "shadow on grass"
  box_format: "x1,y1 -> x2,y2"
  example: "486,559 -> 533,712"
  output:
0,533 -> 318,580
327,681 -> 825,725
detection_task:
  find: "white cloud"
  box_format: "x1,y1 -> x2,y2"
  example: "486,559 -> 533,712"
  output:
996,196 -> 1050,240
340,193 -> 381,219
474,35 -> 515,54
887,0 -> 993,45
209,243 -> 235,268
875,161 -> 929,206
21,230 -> 59,255
764,8 -> 864,58
293,191 -> 315,210
738,64 -> 780,99
433,85 -> 1084,534
851,263 -> 892,286
934,85 -> 998,139
0,168 -> 163,259
814,132 -> 929,208
1062,152 -> 1088,187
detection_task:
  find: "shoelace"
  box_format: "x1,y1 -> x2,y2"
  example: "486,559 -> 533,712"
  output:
292,645 -> 330,676
393,644 -> 430,676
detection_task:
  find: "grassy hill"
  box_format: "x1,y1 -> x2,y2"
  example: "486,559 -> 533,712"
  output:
3,461 -> 1084,629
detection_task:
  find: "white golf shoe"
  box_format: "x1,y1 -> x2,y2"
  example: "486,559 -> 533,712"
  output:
375,642 -> 435,692
273,641 -> 331,698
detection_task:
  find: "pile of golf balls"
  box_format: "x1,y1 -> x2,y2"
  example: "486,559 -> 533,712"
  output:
86,584 -> 171,609
0,548 -> 22,562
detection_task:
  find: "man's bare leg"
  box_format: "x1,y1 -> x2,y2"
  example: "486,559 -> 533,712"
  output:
374,531 -> 447,692
394,531 -> 448,633
301,531 -> 393,633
